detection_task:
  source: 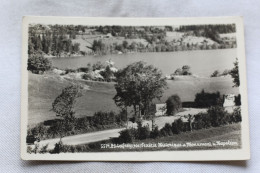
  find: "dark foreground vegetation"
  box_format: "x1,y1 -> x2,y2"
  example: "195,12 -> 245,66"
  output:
27,111 -> 127,141
27,105 -> 241,153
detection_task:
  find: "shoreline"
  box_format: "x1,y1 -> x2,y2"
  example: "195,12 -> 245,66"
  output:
45,47 -> 237,59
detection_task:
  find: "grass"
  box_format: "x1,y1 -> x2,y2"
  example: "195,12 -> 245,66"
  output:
28,72 -> 119,126
86,123 -> 241,152
28,72 -> 238,126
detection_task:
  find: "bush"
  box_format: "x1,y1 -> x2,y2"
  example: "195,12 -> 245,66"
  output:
118,129 -> 135,143
171,119 -> 184,134
27,53 -> 52,74
230,107 -> 242,123
173,65 -> 192,75
82,73 -> 93,80
193,113 -> 211,130
137,125 -> 151,140
150,126 -> 160,139
208,106 -> 229,127
235,94 -> 241,106
52,141 -> 63,154
39,144 -> 49,154
161,123 -> 173,136
211,70 -> 220,77
166,95 -> 182,115
64,68 -> 76,74
27,146 -> 33,154
77,67 -> 91,73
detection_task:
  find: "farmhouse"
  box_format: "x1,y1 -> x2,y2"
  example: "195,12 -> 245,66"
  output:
223,94 -> 235,107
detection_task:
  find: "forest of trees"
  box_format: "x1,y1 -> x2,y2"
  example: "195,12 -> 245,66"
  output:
28,25 -> 81,57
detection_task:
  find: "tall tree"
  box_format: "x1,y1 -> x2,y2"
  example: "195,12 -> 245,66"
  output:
114,61 -> 167,122
52,85 -> 82,138
230,58 -> 240,87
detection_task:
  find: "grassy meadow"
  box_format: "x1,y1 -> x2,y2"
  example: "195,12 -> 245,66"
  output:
28,71 -> 238,126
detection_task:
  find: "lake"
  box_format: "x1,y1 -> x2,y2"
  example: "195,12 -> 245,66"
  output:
51,49 -> 237,77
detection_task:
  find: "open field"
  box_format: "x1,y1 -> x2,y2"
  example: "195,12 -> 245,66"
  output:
71,35 -> 149,53
28,72 -> 238,126
28,72 -> 118,126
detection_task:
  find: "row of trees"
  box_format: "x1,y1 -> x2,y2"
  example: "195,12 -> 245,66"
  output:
90,38 -> 236,55
28,105 -> 241,154
115,106 -> 241,144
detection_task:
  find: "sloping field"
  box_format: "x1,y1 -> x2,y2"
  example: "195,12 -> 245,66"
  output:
28,72 -> 119,126
28,73 -> 238,126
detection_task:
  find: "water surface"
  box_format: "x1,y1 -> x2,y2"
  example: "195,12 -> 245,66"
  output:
52,49 -> 237,77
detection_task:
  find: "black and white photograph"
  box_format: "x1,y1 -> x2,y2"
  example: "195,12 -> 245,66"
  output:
21,16 -> 250,161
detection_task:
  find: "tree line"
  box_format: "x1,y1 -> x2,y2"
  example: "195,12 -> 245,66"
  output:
27,105 -> 241,154
28,24 -> 237,57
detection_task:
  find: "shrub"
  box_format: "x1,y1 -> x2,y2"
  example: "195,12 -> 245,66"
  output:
150,126 -> 160,139
27,53 -> 52,74
161,123 -> 173,136
173,65 -> 192,75
193,113 -> 212,130
118,129 -> 134,143
77,67 -> 90,73
39,144 -> 49,154
208,106 -> 229,127
100,66 -> 114,82
230,107 -> 242,123
64,68 -> 76,74
135,122 -> 151,140
27,146 -> 33,154
52,141 -> 63,154
166,95 -> 182,115
160,129 -> 168,137
235,94 -> 241,106
211,70 -> 220,77
182,65 -> 192,75
138,125 -> 151,140
82,73 -> 93,80
171,119 -> 184,134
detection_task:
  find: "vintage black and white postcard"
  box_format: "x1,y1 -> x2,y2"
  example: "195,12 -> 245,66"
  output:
21,16 -> 250,161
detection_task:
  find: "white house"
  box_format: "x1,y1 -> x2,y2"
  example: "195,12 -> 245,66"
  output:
223,94 -> 235,107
